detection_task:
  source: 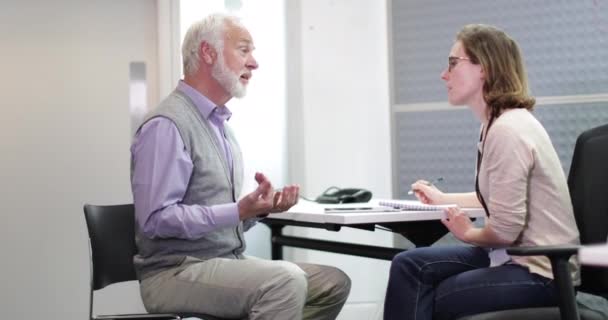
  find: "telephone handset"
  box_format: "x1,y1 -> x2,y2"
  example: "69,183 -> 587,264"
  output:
315,187 -> 373,204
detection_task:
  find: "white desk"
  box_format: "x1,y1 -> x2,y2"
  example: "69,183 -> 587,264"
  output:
579,244 -> 608,267
262,200 -> 486,260
271,199 -> 486,224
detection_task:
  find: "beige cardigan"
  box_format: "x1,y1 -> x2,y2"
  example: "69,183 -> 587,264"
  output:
478,108 -> 580,284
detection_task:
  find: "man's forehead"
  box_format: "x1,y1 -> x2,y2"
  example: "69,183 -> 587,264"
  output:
224,24 -> 254,44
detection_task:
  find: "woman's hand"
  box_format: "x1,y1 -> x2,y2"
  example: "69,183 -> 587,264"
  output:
441,206 -> 474,243
411,180 -> 445,204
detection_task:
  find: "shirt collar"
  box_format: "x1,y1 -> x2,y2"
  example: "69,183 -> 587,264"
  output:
176,80 -> 232,123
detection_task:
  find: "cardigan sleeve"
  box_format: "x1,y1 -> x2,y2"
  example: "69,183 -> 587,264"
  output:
482,122 -> 535,243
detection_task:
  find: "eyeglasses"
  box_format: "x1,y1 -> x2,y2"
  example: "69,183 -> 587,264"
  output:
448,56 -> 471,72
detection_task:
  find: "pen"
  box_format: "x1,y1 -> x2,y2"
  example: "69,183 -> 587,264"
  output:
324,207 -> 398,213
407,177 -> 444,195
325,207 -> 374,211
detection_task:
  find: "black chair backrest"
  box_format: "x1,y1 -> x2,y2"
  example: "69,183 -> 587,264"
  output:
84,204 -> 138,290
567,123 -> 608,297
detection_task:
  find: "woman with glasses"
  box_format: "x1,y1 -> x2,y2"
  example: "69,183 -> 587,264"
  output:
383,24 -> 580,320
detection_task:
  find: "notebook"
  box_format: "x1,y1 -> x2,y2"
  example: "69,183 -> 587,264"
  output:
377,199 -> 454,211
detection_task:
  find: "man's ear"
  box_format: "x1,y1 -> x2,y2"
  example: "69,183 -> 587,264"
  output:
200,42 -> 216,65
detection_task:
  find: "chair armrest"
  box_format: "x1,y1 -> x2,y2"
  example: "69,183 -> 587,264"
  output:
506,244 -> 581,320
507,245 -> 580,258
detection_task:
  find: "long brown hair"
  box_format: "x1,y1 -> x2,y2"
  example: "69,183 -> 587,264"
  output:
457,24 -> 535,126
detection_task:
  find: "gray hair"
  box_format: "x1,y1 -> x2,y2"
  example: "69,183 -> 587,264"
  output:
181,13 -> 243,76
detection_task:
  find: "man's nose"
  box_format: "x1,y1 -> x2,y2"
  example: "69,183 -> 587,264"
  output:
247,55 -> 259,70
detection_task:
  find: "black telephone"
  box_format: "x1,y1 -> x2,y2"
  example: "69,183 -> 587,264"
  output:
315,187 -> 373,204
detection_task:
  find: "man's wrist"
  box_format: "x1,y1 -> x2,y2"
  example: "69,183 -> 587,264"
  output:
211,203 -> 241,225
237,201 -> 248,220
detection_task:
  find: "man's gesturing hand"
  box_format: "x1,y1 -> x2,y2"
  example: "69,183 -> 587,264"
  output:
237,172 -> 275,219
269,184 -> 299,213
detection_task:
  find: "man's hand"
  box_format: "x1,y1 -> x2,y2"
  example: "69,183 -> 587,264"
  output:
237,172 -> 275,220
269,184 -> 299,213
237,172 -> 300,219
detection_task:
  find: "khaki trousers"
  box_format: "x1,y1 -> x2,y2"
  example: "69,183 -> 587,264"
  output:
140,256 -> 351,320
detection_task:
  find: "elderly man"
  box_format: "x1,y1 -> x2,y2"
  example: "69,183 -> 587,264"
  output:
130,13 -> 350,320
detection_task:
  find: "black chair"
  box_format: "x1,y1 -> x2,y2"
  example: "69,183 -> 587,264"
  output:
84,203 -> 229,320
458,124 -> 608,320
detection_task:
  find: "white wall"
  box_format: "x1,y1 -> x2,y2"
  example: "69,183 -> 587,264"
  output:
286,1 -> 393,319
0,0 -> 157,318
178,0 -> 287,259
217,0 -> 288,259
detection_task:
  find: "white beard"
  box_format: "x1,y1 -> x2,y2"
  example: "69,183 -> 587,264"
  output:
211,52 -> 247,98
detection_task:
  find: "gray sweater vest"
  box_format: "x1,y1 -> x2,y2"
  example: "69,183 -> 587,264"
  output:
132,90 -> 245,280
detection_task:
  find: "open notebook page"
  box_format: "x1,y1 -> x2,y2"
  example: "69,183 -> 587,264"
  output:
377,199 -> 455,211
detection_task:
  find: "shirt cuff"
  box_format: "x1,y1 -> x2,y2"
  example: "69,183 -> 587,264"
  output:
211,203 -> 240,227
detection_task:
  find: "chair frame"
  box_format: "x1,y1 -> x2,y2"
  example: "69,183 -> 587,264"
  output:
506,246 -> 580,320
84,203 -> 212,320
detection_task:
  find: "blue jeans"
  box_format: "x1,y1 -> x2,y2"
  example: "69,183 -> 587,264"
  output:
384,245 -> 558,320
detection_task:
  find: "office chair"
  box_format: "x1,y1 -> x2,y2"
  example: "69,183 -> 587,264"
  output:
84,203 -> 230,320
458,124 -> 608,320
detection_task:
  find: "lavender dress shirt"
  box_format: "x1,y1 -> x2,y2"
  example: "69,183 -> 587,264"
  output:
131,81 -> 240,240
